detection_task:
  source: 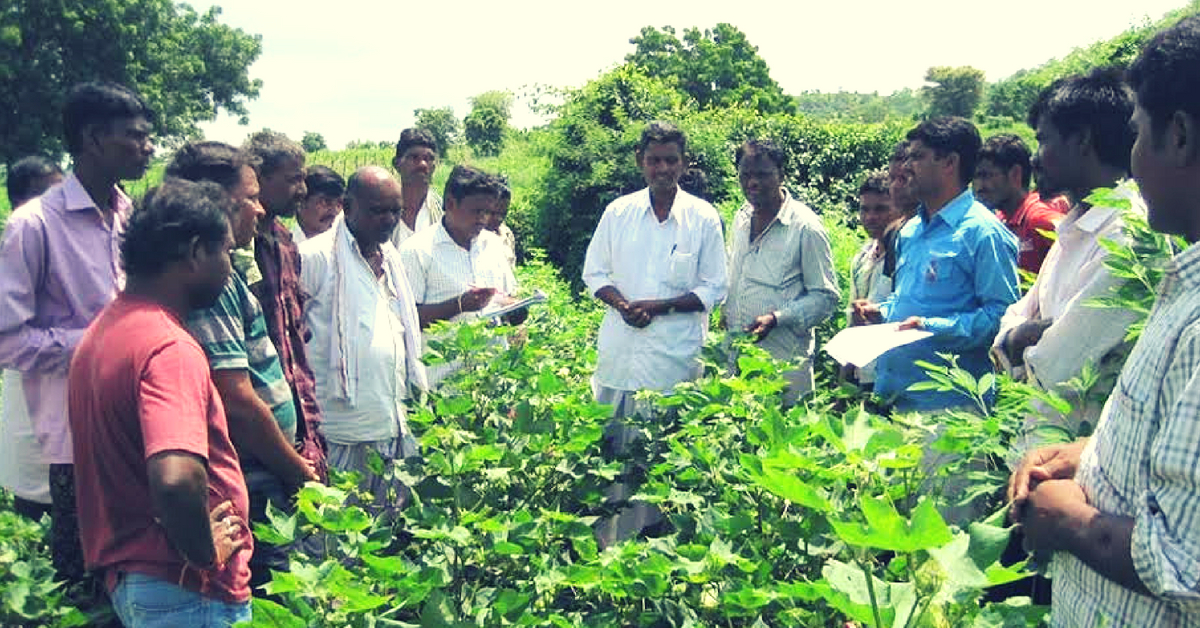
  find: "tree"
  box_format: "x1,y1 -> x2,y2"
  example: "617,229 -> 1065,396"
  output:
463,90 -> 513,157
301,131 -> 327,153
413,106 -> 459,158
921,66 -> 986,119
0,0 -> 262,166
626,24 -> 794,114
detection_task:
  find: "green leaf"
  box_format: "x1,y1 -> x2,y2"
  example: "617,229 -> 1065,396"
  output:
753,469 -> 832,512
236,598 -> 305,628
493,541 -> 524,555
830,497 -> 952,552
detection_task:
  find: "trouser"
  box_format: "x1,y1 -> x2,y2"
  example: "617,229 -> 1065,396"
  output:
243,469 -> 291,596
592,385 -> 666,548
13,495 -> 52,522
326,434 -> 419,518
49,463 -> 86,584
112,572 -> 251,628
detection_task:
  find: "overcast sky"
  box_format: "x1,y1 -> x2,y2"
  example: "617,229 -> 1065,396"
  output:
190,0 -> 1188,149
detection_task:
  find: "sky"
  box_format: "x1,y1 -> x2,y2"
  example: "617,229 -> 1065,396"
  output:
191,0 -> 1190,150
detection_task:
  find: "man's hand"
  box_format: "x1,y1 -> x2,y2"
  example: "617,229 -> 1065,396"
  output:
1006,318 -> 1054,365
1008,439 -> 1088,522
1019,479 -> 1093,554
896,316 -> 923,331
745,313 -> 777,340
207,500 -> 249,568
622,300 -> 665,328
851,300 -> 883,325
458,287 -> 497,313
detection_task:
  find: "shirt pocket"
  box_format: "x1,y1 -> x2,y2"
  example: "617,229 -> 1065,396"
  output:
1088,375 -> 1152,510
665,251 -> 698,290
913,249 -> 969,303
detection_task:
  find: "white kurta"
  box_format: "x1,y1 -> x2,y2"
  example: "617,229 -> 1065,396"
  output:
582,187 -> 727,392
299,231 -> 419,444
389,190 -> 443,249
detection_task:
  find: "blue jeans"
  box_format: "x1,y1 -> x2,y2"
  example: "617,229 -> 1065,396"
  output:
112,573 -> 251,628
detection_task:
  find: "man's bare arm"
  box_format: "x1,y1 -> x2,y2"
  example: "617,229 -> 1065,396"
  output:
147,451 -> 220,566
211,370 -> 317,488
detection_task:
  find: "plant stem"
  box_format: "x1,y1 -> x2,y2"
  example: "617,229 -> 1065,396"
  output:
860,560 -> 885,628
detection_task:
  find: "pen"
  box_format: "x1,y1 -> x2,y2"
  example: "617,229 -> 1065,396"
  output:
670,244 -> 677,255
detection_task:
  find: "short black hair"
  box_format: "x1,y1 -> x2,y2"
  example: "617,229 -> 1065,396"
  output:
62,82 -> 153,155
305,165 -> 345,199
858,170 -> 890,196
978,134 -> 1033,188
906,117 -> 982,187
122,180 -> 232,278
489,173 -> 512,202
6,156 -> 63,206
395,128 -> 438,159
889,140 -> 911,165
735,139 -> 788,172
166,141 -> 257,192
1026,68 -> 1134,172
443,164 -> 497,204
637,121 -> 687,155
242,130 -> 305,177
1128,15 -> 1200,141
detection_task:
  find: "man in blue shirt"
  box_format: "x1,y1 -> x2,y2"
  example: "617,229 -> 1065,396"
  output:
854,117 -> 1019,411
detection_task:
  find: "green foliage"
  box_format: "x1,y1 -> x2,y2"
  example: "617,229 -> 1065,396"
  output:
922,66 -> 986,119
227,257 -> 1051,628
464,91 -> 514,157
984,1 -> 1200,121
414,106 -> 461,158
794,89 -> 924,123
0,498 -> 91,627
0,0 -> 262,164
626,24 -> 795,115
1084,185 -> 1183,343
300,131 -> 327,153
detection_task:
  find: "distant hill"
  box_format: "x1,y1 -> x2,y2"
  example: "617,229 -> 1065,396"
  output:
985,1 -> 1200,121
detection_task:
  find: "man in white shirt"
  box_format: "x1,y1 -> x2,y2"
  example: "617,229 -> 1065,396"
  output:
583,121 -> 727,417
299,167 -> 427,513
725,139 -> 839,404
400,165 -> 522,386
992,69 -> 1142,461
389,128 -> 444,248
582,122 -> 727,545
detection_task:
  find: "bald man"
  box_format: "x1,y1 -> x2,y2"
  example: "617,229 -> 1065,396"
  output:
298,167 -> 427,512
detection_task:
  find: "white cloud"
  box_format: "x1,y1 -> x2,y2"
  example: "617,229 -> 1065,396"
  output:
191,0 -> 1188,149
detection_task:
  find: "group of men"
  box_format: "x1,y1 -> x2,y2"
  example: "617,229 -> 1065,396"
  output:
5,14 -> 1200,626
0,83 -> 522,626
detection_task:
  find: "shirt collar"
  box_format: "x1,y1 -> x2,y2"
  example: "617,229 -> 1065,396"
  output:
1069,178 -> 1138,233
641,187 -> 682,224
921,188 -> 974,228
1170,240 -> 1200,291
62,172 -> 130,214
434,219 -> 475,251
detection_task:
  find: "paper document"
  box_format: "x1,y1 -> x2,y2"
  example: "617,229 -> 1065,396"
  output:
482,290 -> 548,320
824,324 -> 933,367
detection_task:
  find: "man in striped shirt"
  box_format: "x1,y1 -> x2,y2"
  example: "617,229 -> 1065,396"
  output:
1010,16 -> 1200,625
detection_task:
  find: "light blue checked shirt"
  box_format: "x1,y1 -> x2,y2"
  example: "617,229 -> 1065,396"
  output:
1053,240 -> 1200,627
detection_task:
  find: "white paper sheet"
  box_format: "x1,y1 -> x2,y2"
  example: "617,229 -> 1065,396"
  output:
824,324 -> 933,367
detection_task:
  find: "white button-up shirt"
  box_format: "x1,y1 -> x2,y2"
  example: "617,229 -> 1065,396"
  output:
726,191 -> 840,363
582,187 -> 727,392
994,180 -> 1143,442
400,221 -> 518,385
389,189 -> 443,249
300,236 -> 413,444
1052,239 -> 1200,627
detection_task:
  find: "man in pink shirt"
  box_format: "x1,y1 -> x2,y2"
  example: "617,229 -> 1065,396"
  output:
70,180 -> 252,627
0,81 -> 154,587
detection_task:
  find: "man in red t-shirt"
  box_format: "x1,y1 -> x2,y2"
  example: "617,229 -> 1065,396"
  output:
69,180 -> 254,627
973,134 -> 1065,275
